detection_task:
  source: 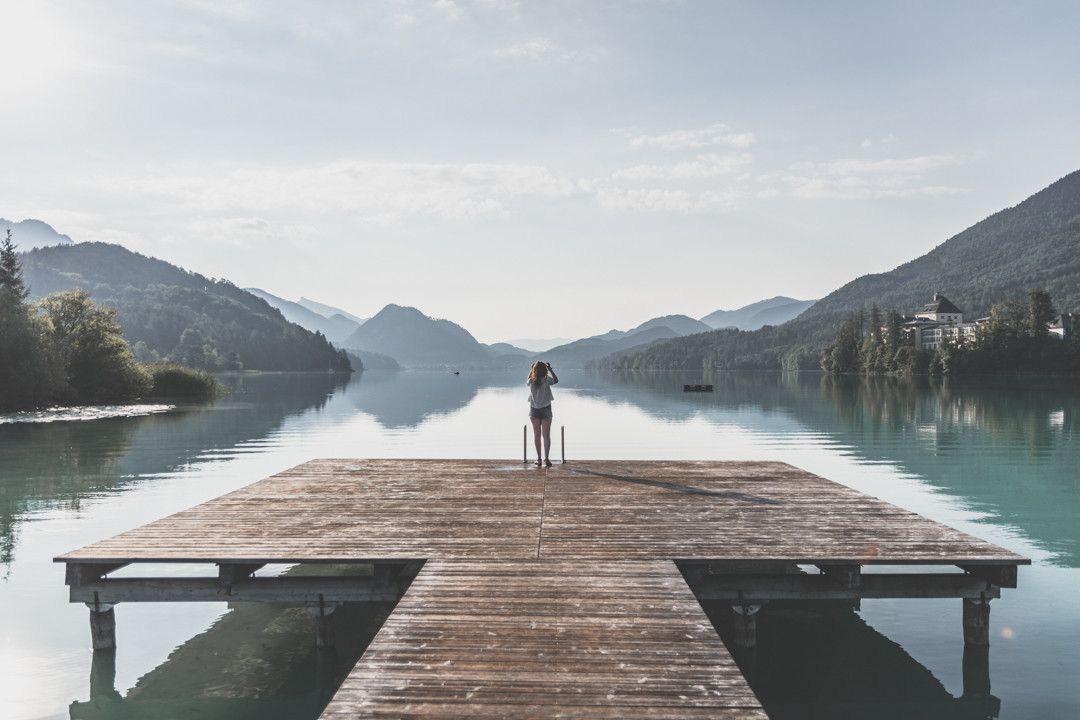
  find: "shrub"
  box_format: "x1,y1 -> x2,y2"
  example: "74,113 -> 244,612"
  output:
145,362 -> 219,400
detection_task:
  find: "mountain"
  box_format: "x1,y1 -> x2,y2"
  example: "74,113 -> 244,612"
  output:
246,288 -> 360,344
541,315 -> 711,368
20,243 -> 350,372
485,342 -> 534,357
2,218 -> 74,249
505,337 -> 573,352
346,349 -> 400,371
632,314 -> 712,335
599,170 -> 1080,372
342,304 -> 492,368
298,297 -> 366,325
701,296 -> 815,330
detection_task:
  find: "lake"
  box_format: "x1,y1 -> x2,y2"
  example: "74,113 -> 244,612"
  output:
1,370 -> 1077,719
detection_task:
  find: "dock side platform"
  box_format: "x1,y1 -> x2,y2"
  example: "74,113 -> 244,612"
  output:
56,459 -> 1028,719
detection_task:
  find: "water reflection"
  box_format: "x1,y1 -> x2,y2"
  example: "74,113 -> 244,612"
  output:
599,371 -> 1080,567
1,369 -> 1076,719
0,373 -> 349,572
343,369 -> 517,427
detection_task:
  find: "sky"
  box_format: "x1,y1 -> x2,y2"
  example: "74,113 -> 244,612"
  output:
2,0 -> 1079,342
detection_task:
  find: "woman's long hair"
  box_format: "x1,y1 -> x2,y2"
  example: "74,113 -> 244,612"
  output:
527,361 -> 548,386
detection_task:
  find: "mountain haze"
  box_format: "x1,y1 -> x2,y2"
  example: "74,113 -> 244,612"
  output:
541,314 -> 712,368
601,170 -> 1080,372
3,218 -> 74,249
298,297 -> 366,326
246,288 -> 361,344
342,304 -> 492,368
701,296 -> 815,330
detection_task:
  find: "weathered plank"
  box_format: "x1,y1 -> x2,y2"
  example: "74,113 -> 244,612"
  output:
56,459 -> 1027,567
320,560 -> 766,719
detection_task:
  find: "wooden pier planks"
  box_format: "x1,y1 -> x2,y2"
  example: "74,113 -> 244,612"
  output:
320,559 -> 766,720
57,459 -> 1027,567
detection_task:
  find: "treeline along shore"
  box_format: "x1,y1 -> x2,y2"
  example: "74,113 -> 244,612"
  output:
821,290 -> 1080,376
0,231 -> 218,411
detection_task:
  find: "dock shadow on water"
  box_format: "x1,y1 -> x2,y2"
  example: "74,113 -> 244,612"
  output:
700,600 -> 997,720
70,565 -> 396,720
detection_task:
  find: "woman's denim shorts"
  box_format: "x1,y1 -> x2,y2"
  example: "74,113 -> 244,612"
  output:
529,404 -> 553,420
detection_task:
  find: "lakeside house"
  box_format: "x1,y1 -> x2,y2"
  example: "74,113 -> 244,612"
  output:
899,293 -> 985,351
899,293 -> 1074,350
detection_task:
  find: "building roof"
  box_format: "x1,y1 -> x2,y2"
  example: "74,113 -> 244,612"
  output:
919,293 -> 963,315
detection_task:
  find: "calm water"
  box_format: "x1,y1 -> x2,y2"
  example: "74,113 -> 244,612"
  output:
1,371 -> 1077,719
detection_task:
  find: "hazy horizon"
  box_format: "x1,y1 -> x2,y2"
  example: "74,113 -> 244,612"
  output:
3,1 -> 1079,341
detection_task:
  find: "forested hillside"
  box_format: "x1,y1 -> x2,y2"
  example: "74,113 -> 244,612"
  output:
20,243 -> 350,372
599,170 -> 1080,372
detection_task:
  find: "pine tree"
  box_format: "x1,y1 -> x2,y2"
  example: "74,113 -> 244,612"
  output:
0,229 -> 29,302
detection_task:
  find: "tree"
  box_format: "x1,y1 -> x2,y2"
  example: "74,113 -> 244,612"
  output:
1026,289 -> 1055,339
174,328 -> 209,368
37,290 -> 151,402
0,231 -> 56,409
0,229 -> 29,302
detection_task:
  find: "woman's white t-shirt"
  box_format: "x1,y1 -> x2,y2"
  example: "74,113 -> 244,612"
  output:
528,376 -> 556,408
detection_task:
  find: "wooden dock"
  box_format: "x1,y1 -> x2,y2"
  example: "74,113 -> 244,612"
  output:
57,459 -> 1028,719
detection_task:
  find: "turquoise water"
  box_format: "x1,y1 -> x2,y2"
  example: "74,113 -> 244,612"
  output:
0,371 -> 1077,719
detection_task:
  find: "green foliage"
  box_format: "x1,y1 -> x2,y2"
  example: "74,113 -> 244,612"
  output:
1,232 -> 59,409
821,289 -> 1080,376
599,170 -> 1080,371
20,243 -> 351,372
145,363 -> 219,400
0,229 -> 29,302
36,290 -> 152,403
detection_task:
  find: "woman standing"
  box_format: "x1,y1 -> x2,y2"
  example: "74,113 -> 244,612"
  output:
527,361 -> 558,467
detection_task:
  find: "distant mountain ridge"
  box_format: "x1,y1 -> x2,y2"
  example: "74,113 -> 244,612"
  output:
298,297 -> 366,326
599,169 -> 1080,372
540,314 -> 712,367
20,243 -> 350,372
701,296 -> 815,330
343,304 -> 494,368
246,288 -> 362,345
2,218 -> 74,249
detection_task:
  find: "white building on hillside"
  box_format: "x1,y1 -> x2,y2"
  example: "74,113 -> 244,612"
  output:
901,293 -> 982,351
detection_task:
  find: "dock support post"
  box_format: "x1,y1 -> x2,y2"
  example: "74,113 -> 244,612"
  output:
308,597 -> 339,649
86,600 -> 116,651
962,595 -> 991,647
523,424 -> 527,464
731,602 -> 761,651
561,425 -> 565,464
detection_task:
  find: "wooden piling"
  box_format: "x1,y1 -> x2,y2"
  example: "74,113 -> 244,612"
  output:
963,596 -> 991,646
522,424 -> 527,464
87,602 -> 116,651
561,425 -> 565,464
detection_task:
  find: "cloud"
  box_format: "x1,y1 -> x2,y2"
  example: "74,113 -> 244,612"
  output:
767,154 -> 969,199
98,159 -> 583,225
595,187 -> 739,212
614,123 -> 756,150
612,153 -> 753,180
488,37 -> 595,65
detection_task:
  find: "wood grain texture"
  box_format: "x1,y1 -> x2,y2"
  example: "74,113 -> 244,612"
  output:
57,459 -> 1027,719
57,459 -> 1026,566
319,560 -> 766,719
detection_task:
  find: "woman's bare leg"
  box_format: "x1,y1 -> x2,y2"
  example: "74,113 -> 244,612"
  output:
541,419 -> 552,463
531,417 -> 543,465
